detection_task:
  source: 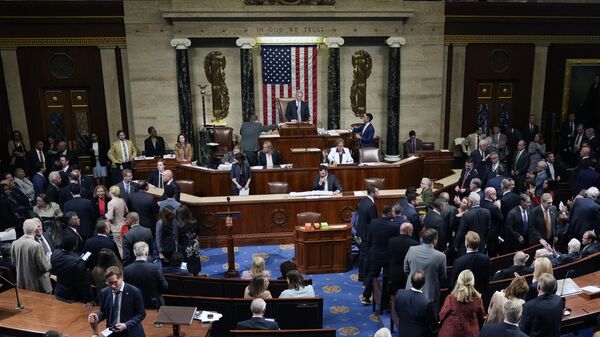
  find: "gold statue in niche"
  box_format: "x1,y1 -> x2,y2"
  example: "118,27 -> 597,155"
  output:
350,50 -> 372,117
204,51 -> 230,121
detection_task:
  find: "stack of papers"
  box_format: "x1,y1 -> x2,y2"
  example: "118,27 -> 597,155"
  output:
194,311 -> 223,323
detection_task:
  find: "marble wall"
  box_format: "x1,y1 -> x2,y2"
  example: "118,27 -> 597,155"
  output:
123,0 -> 445,153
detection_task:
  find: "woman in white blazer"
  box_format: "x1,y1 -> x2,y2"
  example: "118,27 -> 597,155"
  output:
327,138 -> 354,165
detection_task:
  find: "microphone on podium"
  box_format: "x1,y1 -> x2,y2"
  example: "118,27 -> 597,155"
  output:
0,271 -> 23,310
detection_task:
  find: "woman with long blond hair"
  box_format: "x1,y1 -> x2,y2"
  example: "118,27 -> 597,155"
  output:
241,256 -> 271,280
526,256 -> 554,301
438,269 -> 485,337
486,275 -> 528,325
105,185 -> 128,255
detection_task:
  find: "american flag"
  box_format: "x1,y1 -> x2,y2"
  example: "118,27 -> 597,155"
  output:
261,45 -> 318,125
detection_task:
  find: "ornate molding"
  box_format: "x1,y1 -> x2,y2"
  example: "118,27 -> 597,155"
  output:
386,37 -> 406,48
170,38 -> 191,50
236,37 -> 256,49
444,34 -> 600,44
324,37 -> 344,48
271,209 -> 288,226
202,212 -> 218,229
0,37 -> 125,47
339,206 -> 354,223
244,0 -> 335,5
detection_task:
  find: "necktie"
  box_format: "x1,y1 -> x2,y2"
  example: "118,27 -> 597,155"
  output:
297,102 -> 301,121
461,170 -> 469,189
111,291 -> 121,325
495,134 -> 499,143
515,151 -> 522,169
339,152 -> 343,164
571,122 -> 575,136
159,173 -> 163,189
125,183 -> 130,194
38,150 -> 44,163
476,135 -> 480,149
121,141 -> 129,162
412,139 -> 416,152
530,124 -> 533,132
522,210 -> 528,234
545,208 -> 552,239
576,134 -> 582,147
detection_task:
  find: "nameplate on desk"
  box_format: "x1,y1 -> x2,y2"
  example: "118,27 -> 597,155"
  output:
163,154 -> 176,159
290,148 -> 321,152
217,164 -> 232,171
206,142 -> 219,146
143,156 -> 155,160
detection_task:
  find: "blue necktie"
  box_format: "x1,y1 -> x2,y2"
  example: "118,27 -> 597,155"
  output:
111,291 -> 121,325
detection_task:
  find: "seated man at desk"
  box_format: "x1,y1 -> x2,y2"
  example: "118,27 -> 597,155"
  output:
403,130 -> 423,156
312,165 -> 343,194
352,113 -> 375,148
285,89 -> 310,122
327,138 -> 354,165
221,144 -> 243,165
258,141 -> 282,168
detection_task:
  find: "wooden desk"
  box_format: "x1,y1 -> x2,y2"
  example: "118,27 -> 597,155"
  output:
289,148 -> 322,168
295,224 -> 352,274
148,169 -> 460,247
278,123 -> 317,136
132,157 -> 180,180
413,150 -> 454,180
0,289 -> 211,337
177,156 -> 426,197
562,270 -> 600,332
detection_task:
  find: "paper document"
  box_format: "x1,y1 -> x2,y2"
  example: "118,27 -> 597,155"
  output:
239,188 -> 250,196
581,285 -> 600,293
557,278 -> 582,297
194,311 -> 223,323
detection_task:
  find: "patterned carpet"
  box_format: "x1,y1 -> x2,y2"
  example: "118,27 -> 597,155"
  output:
199,244 -> 593,337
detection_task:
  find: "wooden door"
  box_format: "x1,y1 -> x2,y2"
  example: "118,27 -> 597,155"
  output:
41,88 -> 91,154
475,82 -> 514,134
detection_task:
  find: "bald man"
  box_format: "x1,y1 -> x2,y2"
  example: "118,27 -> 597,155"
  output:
160,169 -> 180,201
388,222 -> 419,293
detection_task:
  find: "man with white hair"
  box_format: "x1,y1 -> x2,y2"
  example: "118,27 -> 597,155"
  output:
549,238 -> 581,266
45,170 -> 62,203
10,218 -> 52,293
454,192 -> 491,255
533,161 -> 548,197
528,193 -> 557,244
568,186 -> 600,238
479,299 -> 528,337
492,251 -> 533,280
123,241 -> 168,309
237,298 -> 279,330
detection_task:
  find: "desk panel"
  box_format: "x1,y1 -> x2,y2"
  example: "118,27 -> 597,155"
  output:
176,156 -> 426,197
132,157 -> 180,180
259,133 -> 352,168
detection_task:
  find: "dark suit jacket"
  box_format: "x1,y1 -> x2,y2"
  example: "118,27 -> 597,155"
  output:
402,203 -> 422,241
451,251 -> 490,294
117,181 -> 140,201
470,149 -> 486,171
161,180 -> 181,201
500,191 -> 520,218
62,227 -> 84,254
388,235 -> 419,291
26,149 -> 45,175
528,205 -> 557,243
520,293 -> 564,337
237,316 -> 280,330
352,123 -> 375,148
367,217 -> 399,263
572,168 -> 600,197
454,206 -> 490,255
83,234 -> 121,268
122,225 -> 154,266
258,150 -> 283,167
88,142 -> 109,167
403,138 -> 423,156
492,264 -> 533,281
31,173 -> 46,197
147,170 -> 164,188
457,168 -> 479,192
480,199 -> 504,240
512,150 -> 530,177
356,197 -> 377,240
285,100 -> 310,122
144,136 -> 166,157
568,197 -> 600,238
394,289 -> 436,337
50,249 -> 94,303
97,283 -> 146,337
505,206 -> 530,251
423,210 -> 446,252
479,322 -> 529,337
581,241 -> 600,257
311,174 -> 343,192
129,191 -> 158,231
522,123 -> 540,144
123,260 -> 168,309
80,175 -> 96,197
46,183 -> 61,204
63,197 -> 96,238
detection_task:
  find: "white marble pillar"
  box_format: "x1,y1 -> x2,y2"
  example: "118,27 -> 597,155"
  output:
99,47 -> 123,140
449,43 -> 467,144
119,48 -> 135,139
1,48 -> 30,149
530,44 -> 549,122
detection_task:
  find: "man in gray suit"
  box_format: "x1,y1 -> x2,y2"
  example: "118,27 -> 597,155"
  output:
240,115 -> 279,166
404,228 -> 447,313
122,212 -> 154,266
403,130 -> 423,157
11,219 -> 52,293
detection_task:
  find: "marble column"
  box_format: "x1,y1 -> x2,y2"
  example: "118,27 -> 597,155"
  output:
170,38 -> 198,161
449,44 -> 467,143
99,47 -> 123,139
236,37 -> 257,122
530,44 -> 549,122
1,48 -> 30,149
324,37 -> 344,130
384,37 -> 406,162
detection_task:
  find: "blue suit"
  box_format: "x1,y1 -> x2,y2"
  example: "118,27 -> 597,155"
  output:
394,289 -> 436,337
353,123 -> 375,148
31,173 -> 46,197
479,322 -> 528,337
63,197 -> 96,239
96,283 -> 146,337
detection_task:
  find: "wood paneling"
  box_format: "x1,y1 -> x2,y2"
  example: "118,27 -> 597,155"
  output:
462,44 -> 534,135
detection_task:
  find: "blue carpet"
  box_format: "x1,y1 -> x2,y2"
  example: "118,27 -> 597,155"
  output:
199,244 -> 594,337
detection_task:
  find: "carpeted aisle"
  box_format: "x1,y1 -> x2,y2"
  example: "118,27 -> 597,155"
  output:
198,244 -> 593,337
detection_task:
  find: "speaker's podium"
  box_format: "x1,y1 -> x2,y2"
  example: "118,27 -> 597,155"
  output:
294,224 -> 352,274
279,122 -> 317,137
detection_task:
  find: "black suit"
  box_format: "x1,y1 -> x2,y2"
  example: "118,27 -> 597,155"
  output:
147,170 -> 165,188
161,180 -> 181,202
284,100 -> 310,122
311,174 -> 343,192
520,293 -> 564,337
512,150 -> 530,192
122,225 -> 154,266
522,123 -> 539,144
88,142 -> 109,167
123,260 -> 168,309
96,283 -> 146,337
480,199 -> 504,257
46,183 -> 61,204
479,322 -> 529,337
258,150 -> 283,167
422,210 -> 446,252
492,264 -> 533,281
26,149 -> 46,176
568,197 -> 600,239
356,196 -> 378,279
528,205 -> 557,244
456,168 -> 479,195
402,202 -> 422,241
505,206 -> 530,252
500,191 -> 520,218
144,136 -> 166,157
129,191 -> 159,235
454,206 -> 490,255
394,289 -> 437,337
362,217 -> 399,299
61,227 -> 84,254
117,181 -> 139,201
388,235 -> 419,293
50,249 -> 94,303
63,196 -> 96,239
470,149 -> 486,171
80,175 -> 96,198
237,316 -> 280,330
451,251 -> 490,294
83,234 -> 121,268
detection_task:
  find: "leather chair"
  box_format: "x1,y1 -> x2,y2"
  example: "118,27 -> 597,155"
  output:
297,212 -> 322,226
276,97 -> 295,123
322,148 -> 330,163
176,179 -> 195,195
359,147 -> 380,163
422,142 -> 435,150
267,181 -> 289,194
210,126 -> 234,163
364,178 -> 385,189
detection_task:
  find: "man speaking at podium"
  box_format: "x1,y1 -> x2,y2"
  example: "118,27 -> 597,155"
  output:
285,90 -> 310,122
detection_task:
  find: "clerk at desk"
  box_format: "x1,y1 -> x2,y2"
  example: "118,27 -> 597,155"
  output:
258,141 -> 282,168
285,90 -> 310,122
312,165 -> 343,194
